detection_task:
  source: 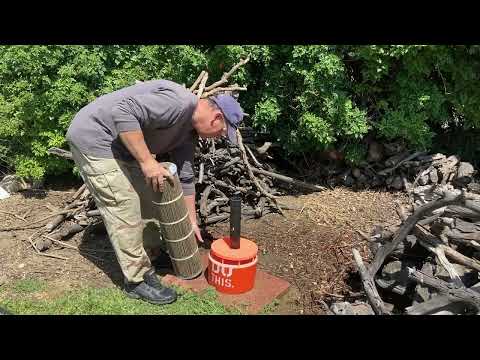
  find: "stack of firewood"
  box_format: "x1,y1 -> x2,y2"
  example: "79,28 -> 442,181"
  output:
331,177 -> 480,315
193,135 -> 326,225
332,141 -> 479,194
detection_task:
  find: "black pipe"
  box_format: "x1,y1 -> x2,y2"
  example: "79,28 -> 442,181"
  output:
229,196 -> 241,249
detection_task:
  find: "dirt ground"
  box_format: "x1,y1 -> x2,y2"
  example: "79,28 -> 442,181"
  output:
0,186 -> 407,314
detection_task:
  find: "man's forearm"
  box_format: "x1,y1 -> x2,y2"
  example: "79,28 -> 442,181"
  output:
119,130 -> 154,164
183,194 -> 198,226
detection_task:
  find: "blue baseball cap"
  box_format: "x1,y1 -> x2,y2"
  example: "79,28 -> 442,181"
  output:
210,94 -> 245,144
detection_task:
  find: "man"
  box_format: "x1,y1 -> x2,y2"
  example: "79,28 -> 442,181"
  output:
66,79 -> 244,305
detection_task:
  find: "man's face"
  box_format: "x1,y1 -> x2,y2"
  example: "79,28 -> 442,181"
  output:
193,106 -> 228,139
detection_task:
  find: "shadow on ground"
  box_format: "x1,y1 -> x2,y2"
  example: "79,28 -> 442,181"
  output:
75,225 -> 216,286
77,225 -> 124,287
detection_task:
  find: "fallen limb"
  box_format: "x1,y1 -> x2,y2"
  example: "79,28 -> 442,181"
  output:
446,229 -> 480,250
414,225 -> 463,287
0,210 -> 26,222
204,213 -> 230,225
244,144 -> 263,169
196,72 -> 209,99
26,230 -> 69,261
203,57 -> 250,92
252,167 -> 326,192
198,162 -> 205,184
0,209 -> 75,232
407,268 -> 480,313
352,249 -> 390,315
86,210 -> 101,217
44,203 -> 83,232
71,184 -> 87,202
189,70 -> 206,91
236,129 -> 284,215
406,282 -> 480,315
47,147 -> 73,160
377,151 -> 426,176
444,205 -> 480,220
256,142 -> 274,155
369,190 -> 466,277
202,85 -> 247,98
199,185 -> 213,218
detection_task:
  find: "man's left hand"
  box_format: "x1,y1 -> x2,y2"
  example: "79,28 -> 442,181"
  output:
192,223 -> 203,243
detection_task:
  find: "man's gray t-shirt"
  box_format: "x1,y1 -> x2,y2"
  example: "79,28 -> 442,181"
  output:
66,80 -> 198,196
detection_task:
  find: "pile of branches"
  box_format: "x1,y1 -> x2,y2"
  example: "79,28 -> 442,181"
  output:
332,141 -> 479,194
193,135 -> 326,225
5,58 -> 325,257
0,183 -> 98,260
330,179 -> 480,315
187,59 -> 325,225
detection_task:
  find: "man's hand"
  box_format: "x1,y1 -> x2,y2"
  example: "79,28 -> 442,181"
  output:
140,158 -> 174,192
118,131 -> 174,192
192,223 -> 203,243
183,194 -> 203,243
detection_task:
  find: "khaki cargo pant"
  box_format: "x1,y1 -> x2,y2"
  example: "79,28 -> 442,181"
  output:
70,144 -> 167,283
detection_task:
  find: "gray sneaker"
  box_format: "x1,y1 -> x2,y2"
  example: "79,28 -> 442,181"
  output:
124,269 -> 177,305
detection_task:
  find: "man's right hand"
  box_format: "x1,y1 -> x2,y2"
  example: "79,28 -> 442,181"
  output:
140,158 -> 174,192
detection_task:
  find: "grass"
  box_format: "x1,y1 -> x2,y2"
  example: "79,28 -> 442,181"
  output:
11,278 -> 47,294
259,299 -> 280,314
0,279 -> 241,315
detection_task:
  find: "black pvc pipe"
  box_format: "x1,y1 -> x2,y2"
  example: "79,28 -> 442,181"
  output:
229,196 -> 241,249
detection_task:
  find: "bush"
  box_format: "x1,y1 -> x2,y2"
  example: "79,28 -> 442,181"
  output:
1,45 -> 479,180
0,45 -> 207,180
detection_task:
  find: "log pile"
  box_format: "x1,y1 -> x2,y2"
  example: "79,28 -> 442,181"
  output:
333,142 -> 479,193
7,58 -> 326,257
193,134 -> 326,225
331,181 -> 480,315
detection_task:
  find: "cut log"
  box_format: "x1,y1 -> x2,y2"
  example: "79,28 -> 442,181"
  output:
407,268 -> 480,313
414,224 -> 480,272
378,151 -> 425,176
454,218 -> 479,233
414,225 -> 463,287
412,262 -> 435,304
446,230 -> 480,251
86,210 -> 101,217
44,202 -> 82,232
444,205 -> 480,220
406,282 -> 480,315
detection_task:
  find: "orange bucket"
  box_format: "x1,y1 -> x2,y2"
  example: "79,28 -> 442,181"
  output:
207,237 -> 258,294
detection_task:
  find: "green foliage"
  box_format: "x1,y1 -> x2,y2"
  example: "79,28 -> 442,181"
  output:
344,143 -> 368,166
1,45 -> 479,180
346,45 -> 480,151
0,45 -> 206,180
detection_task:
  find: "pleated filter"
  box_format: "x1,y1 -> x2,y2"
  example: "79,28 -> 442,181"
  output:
152,162 -> 203,279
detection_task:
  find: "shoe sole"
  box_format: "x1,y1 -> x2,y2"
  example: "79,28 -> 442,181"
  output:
124,291 -> 177,305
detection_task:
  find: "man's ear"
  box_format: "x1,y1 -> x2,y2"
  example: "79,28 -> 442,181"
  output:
213,111 -> 223,124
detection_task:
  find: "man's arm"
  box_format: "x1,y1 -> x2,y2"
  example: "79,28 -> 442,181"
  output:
183,194 -> 203,243
112,95 -> 177,192
119,130 -> 173,192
